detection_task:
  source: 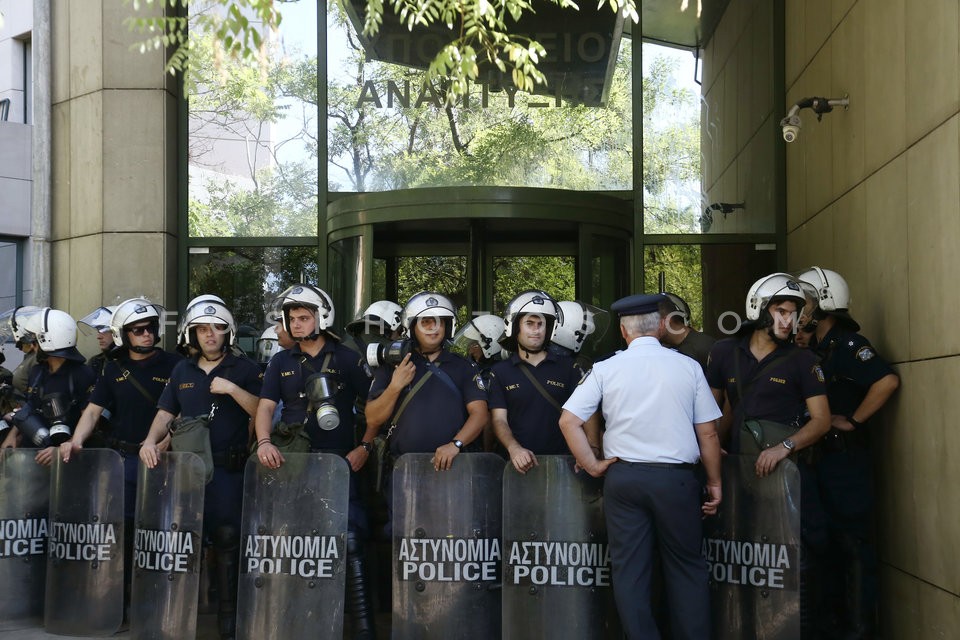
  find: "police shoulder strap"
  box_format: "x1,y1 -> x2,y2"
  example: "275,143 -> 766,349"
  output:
117,362 -> 158,407
517,363 -> 562,412
423,360 -> 463,401
385,370 -> 435,441
298,352 -> 334,376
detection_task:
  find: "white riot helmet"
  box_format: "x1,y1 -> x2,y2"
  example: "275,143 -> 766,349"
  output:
501,290 -> 561,351
275,284 -> 337,341
0,305 -> 42,346
798,266 -> 859,331
402,292 -> 457,342
454,315 -> 505,360
30,308 -> 85,362
553,301 -> 600,353
110,297 -> 164,351
255,326 -> 280,364
78,306 -> 117,336
177,295 -> 226,344
745,273 -> 808,324
346,300 -> 404,338
181,298 -> 236,350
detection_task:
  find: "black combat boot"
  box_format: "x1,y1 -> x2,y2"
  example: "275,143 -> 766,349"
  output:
346,532 -> 376,640
214,526 -> 240,640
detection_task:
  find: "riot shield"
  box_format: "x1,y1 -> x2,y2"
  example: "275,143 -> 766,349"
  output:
130,452 -> 206,640
0,449 -> 50,630
392,452 -> 503,640
45,448 -> 125,636
502,455 -> 620,639
237,453 -> 349,640
705,455 -> 801,640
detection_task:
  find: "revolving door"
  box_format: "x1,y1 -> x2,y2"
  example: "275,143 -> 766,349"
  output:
327,187 -> 632,357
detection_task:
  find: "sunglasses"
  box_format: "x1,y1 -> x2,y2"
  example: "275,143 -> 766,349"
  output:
128,325 -> 154,336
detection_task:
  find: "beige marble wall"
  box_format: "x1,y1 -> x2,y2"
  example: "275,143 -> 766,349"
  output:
784,0 -> 960,630
50,0 -> 178,343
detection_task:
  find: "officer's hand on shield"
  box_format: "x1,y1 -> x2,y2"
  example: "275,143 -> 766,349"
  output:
345,445 -> 369,472
507,444 -> 538,474
433,442 -> 460,471
140,442 -> 160,468
34,446 -> 55,466
388,353 -> 417,390
258,441 -> 284,469
755,445 -> 790,478
59,439 -> 81,463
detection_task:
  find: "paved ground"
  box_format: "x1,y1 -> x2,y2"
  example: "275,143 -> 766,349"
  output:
0,615 -> 220,639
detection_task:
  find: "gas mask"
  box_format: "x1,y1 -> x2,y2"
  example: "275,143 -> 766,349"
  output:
11,403 -> 50,447
40,392 -> 75,446
302,373 -> 341,431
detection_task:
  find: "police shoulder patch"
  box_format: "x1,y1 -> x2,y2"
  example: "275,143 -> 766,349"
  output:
577,369 -> 593,385
855,346 -> 875,362
812,364 -> 825,383
474,374 -> 486,391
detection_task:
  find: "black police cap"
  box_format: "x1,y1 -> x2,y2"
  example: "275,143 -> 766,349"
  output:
610,293 -> 668,317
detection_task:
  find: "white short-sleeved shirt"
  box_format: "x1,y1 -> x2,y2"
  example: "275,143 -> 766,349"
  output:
563,336 -> 722,464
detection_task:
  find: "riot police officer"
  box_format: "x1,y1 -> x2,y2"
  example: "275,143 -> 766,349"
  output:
60,297 -> 183,616
1,309 -> 96,465
548,299 -> 606,374
344,300 -> 405,355
78,305 -> 117,381
365,291 -> 488,471
488,291 -> 588,473
3,306 -> 42,393
659,292 -> 715,372
799,267 -> 899,639
139,297 -> 261,640
454,314 -> 505,452
253,284 -> 376,639
706,273 -> 831,638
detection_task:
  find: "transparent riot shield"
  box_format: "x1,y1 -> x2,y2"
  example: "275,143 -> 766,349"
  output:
502,455 -> 620,639
705,455 -> 801,640
237,453 -> 349,640
45,448 -> 125,636
130,452 -> 206,640
392,452 -> 504,640
0,449 -> 51,630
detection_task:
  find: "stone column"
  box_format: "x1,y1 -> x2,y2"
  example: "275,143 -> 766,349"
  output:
50,0 -> 178,325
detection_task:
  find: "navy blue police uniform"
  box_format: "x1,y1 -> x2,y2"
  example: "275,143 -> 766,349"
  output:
487,352 -> 581,455
24,360 -> 97,441
260,340 -> 371,535
706,334 -> 830,634
563,294 -> 723,639
368,349 -> 486,457
158,352 -> 262,532
89,350 -> 183,518
812,324 -> 895,629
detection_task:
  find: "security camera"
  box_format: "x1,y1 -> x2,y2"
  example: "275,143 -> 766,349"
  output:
780,115 -> 802,143
779,96 -> 849,143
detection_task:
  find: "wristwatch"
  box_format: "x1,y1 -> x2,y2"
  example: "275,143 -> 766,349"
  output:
359,441 -> 373,453
781,438 -> 796,452
452,439 -> 464,450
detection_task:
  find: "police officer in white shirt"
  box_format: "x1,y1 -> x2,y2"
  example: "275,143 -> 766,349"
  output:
559,293 -> 723,640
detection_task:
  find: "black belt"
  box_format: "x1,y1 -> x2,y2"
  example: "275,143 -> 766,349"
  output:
106,438 -> 141,454
622,461 -> 698,470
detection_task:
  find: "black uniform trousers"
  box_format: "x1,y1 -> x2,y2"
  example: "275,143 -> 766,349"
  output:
604,462 -> 709,640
